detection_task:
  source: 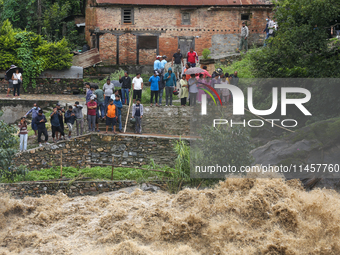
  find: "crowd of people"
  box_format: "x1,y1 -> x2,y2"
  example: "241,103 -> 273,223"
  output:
150,50 -> 240,107
18,101 -> 86,151
13,44 -> 243,152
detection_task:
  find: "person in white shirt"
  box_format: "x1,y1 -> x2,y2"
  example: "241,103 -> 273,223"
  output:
132,73 -> 143,104
12,69 -> 22,98
103,78 -> 115,113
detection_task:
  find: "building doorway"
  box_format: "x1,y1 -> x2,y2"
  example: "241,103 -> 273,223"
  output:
178,36 -> 195,57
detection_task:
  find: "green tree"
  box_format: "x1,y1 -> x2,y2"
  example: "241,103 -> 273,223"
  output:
192,125 -> 254,178
35,38 -> 73,70
42,2 -> 70,41
15,30 -> 46,89
251,0 -> 340,78
1,0 -> 29,30
223,0 -> 340,124
0,20 -> 20,69
1,0 -> 85,49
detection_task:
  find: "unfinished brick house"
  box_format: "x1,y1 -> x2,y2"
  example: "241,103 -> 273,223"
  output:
85,0 -> 273,66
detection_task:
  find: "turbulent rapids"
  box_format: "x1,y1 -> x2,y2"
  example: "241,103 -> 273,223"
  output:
1,177 -> 340,255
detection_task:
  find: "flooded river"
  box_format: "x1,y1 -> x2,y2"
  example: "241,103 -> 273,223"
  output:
1,177 -> 340,254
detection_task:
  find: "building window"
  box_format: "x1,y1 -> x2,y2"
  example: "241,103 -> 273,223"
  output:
122,8 -> 134,24
139,36 -> 157,49
241,14 -> 250,20
182,13 -> 190,25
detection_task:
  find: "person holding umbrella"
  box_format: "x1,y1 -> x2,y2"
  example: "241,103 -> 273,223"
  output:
12,68 -> 23,98
184,67 -> 205,106
5,65 -> 22,98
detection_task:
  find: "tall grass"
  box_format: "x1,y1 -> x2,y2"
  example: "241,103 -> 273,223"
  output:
216,50 -> 257,78
173,139 -> 191,180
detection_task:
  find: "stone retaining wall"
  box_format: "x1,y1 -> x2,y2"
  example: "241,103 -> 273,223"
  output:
85,65 -> 155,76
213,54 -> 243,66
0,78 -> 84,95
123,106 -> 192,136
0,180 -> 137,199
0,99 -> 58,124
14,134 -> 185,170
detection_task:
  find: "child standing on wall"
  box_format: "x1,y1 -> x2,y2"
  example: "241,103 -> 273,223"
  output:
105,99 -> 117,134
132,98 -> 143,134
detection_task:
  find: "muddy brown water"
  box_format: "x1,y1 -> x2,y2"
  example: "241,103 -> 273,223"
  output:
1,176 -> 340,255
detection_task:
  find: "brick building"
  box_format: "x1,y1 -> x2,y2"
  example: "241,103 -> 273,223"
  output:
85,0 -> 273,66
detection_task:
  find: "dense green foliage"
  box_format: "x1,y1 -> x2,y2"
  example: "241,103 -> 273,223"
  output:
0,20 -> 72,90
0,111 -> 22,181
0,0 -> 85,49
192,125 -> 254,177
0,20 -> 20,69
217,0 -> 340,123
291,117 -> 340,148
234,0 -> 340,78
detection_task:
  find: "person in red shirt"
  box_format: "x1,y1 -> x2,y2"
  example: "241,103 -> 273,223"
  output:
186,48 -> 198,67
87,95 -> 97,132
201,66 -> 212,78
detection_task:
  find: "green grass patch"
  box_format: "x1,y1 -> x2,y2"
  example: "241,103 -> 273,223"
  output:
216,50 -> 256,78
2,165 -> 173,183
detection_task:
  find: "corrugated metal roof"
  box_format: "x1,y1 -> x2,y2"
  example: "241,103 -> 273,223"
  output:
96,0 -> 272,6
0,67 -> 83,79
72,48 -> 102,69
39,66 -> 83,79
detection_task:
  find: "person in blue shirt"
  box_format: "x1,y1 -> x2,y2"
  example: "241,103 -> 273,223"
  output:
163,67 -> 177,106
113,94 -> 123,132
86,85 -> 94,103
154,56 -> 161,71
160,55 -> 167,74
25,103 -> 41,137
149,71 -> 160,107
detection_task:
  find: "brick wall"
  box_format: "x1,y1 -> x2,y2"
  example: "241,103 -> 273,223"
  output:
99,33 -> 117,65
139,49 -> 157,66
120,33 -> 137,65
85,5 -> 272,65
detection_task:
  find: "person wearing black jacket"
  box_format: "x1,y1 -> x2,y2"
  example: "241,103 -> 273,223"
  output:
34,110 -> 49,147
119,71 -> 132,105
56,103 -> 65,140
64,106 -> 76,139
